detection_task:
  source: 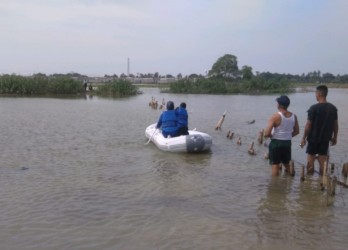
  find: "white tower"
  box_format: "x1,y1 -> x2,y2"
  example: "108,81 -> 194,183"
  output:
127,58 -> 130,76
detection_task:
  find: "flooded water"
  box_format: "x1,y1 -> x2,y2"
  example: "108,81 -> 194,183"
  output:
0,88 -> 347,250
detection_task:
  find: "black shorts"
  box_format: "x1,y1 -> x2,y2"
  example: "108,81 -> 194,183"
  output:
269,139 -> 291,165
306,141 -> 329,155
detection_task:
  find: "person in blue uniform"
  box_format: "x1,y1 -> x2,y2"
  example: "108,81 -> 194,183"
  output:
156,101 -> 178,138
175,102 -> 189,136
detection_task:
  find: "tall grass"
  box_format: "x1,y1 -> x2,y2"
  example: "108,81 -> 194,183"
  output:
96,79 -> 138,97
0,74 -> 84,95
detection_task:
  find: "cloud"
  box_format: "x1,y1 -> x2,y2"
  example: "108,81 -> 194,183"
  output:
0,0 -> 347,76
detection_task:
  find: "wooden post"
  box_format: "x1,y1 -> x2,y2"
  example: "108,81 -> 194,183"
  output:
248,142 -> 255,155
215,111 -> 226,130
229,132 -> 234,139
258,129 -> 262,144
289,160 -> 295,176
330,176 -> 337,196
300,165 -> 305,181
342,163 -> 348,178
226,130 -> 234,139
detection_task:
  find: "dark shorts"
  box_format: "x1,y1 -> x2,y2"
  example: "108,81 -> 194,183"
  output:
269,139 -> 291,165
306,141 -> 329,155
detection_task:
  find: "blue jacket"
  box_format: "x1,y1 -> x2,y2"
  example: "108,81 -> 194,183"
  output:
156,110 -> 178,137
175,107 -> 188,128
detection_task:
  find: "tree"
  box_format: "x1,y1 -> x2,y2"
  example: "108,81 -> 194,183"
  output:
241,65 -> 253,80
209,54 -> 239,79
189,73 -> 199,78
322,72 -> 335,83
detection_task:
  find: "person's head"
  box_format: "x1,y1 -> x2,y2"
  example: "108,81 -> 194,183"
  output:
166,101 -> 174,110
180,102 -> 186,109
276,95 -> 290,109
316,85 -> 328,100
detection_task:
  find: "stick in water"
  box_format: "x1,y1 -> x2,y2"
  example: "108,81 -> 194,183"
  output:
215,111 -> 226,130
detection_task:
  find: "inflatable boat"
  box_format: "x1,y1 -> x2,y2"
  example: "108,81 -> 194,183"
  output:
145,123 -> 212,153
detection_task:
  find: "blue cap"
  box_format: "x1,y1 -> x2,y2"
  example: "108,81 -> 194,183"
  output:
276,95 -> 290,107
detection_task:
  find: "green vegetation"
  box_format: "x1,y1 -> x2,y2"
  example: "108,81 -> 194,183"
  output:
168,54 -> 348,94
170,76 -> 292,94
0,74 -> 83,95
169,54 -> 293,94
2,54 -> 347,96
0,74 -> 139,97
96,79 -> 138,97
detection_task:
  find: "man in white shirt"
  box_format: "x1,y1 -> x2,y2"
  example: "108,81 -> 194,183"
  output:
264,95 -> 300,176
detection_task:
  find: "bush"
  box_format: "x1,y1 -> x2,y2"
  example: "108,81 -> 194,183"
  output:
96,79 -> 138,97
169,76 -> 292,94
0,74 -> 84,95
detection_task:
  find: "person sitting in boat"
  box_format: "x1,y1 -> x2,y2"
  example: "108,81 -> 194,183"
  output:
175,102 -> 189,136
156,101 -> 179,138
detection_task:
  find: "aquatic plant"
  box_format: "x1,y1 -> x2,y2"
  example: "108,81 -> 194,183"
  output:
96,79 -> 138,97
0,74 -> 84,95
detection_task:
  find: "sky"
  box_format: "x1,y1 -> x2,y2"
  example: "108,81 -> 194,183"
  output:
1,0 -> 347,77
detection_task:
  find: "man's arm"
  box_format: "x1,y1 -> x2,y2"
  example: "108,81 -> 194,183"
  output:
264,113 -> 278,138
292,115 -> 300,137
300,120 -> 312,147
331,119 -> 338,145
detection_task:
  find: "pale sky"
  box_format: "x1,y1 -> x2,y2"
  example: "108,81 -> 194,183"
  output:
1,0 -> 347,77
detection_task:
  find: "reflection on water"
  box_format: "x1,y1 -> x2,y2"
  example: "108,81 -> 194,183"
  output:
0,88 -> 347,250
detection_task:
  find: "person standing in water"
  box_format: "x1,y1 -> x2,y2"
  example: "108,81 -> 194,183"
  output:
300,85 -> 338,175
264,95 -> 300,176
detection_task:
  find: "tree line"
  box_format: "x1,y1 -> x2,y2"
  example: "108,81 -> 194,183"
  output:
1,54 -> 347,96
168,54 -> 348,94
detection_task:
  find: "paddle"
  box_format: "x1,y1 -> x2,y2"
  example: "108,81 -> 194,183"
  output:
145,128 -> 157,145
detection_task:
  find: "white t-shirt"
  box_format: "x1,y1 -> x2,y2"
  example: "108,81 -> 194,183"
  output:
272,112 -> 295,140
